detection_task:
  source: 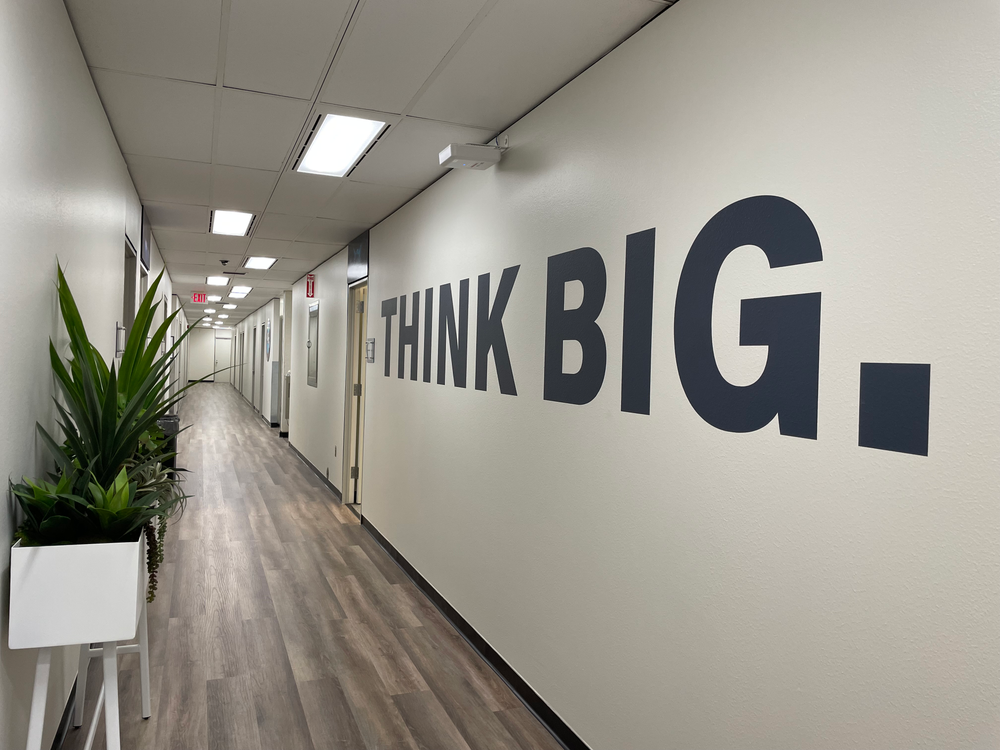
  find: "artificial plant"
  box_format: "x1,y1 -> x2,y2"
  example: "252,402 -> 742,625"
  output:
11,264 -> 200,601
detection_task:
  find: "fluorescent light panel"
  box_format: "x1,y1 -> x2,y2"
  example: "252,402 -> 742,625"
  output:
217,314 -> 229,319
244,256 -> 276,270
231,286 -> 252,294
207,276 -> 229,286
223,304 -> 237,310
211,210 -> 254,236
204,308 -> 216,313
207,295 -> 222,302
229,292 -> 248,299
297,114 -> 386,177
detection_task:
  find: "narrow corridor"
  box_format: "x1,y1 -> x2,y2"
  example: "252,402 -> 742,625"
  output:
63,383 -> 561,750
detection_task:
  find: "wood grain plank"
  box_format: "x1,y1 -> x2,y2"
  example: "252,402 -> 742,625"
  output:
398,627 -> 520,750
206,675 -> 263,750
394,690 -> 474,750
298,678 -> 366,750
495,706 -> 565,750
329,575 -> 428,695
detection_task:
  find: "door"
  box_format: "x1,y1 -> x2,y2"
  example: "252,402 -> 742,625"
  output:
239,332 -> 245,394
251,327 -> 257,410
214,337 -> 231,382
343,282 -> 368,510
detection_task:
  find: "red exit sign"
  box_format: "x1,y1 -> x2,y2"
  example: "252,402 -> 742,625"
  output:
192,292 -> 207,304
306,274 -> 316,298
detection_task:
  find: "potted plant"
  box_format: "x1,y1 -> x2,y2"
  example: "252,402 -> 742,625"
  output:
8,265 -> 198,750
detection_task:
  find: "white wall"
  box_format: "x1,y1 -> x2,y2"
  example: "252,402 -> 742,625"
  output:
279,290 -> 293,433
232,299 -> 282,423
0,0 -> 178,745
355,2 -> 1000,749
289,251 -> 349,489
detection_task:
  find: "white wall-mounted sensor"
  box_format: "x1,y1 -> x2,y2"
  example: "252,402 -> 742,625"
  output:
439,143 -> 502,170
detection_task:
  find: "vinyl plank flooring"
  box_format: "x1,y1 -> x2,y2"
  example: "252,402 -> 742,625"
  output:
206,675 -> 263,750
298,677 -> 366,750
495,706 -> 566,750
329,576 -> 428,695
247,512 -> 290,570
398,627 -> 521,750
74,384 -> 561,750
394,690 -> 473,750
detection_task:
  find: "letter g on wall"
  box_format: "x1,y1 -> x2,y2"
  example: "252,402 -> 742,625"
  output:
673,196 -> 822,439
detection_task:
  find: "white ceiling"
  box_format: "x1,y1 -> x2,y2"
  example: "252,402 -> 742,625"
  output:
65,0 -> 672,325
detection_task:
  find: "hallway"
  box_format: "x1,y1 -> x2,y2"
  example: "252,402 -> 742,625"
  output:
63,383 -> 561,750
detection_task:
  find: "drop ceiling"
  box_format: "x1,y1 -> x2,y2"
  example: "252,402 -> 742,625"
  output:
65,0 -> 673,325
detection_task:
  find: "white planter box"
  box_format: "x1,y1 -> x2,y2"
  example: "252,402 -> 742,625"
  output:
9,537 -> 147,650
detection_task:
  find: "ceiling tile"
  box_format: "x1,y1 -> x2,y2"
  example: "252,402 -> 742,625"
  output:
171,263 -> 218,277
215,89 -> 310,171
161,249 -> 210,266
245,278 -> 290,290
265,269 -> 309,282
225,0 -> 352,99
349,116 -> 493,189
319,180 -> 419,224
168,273 -> 207,285
271,257 -> 318,273
91,70 -> 216,162
65,0 -> 221,84
211,165 -> 279,212
207,234 -> 252,254
248,238 -> 293,256
297,218 -> 368,245
153,230 -> 209,251
409,0 -> 660,129
266,171 -> 343,216
281,242 -> 345,261
206,252 -> 247,267
321,0 -> 482,113
126,155 -> 211,206
145,202 -> 210,233
255,213 -> 311,240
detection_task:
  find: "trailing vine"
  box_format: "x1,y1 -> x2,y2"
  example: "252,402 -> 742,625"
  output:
144,517 -> 168,603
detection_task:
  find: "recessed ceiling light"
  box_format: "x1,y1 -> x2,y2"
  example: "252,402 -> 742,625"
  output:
244,256 -> 276,270
211,210 -> 254,236
207,295 -> 222,302
297,114 -> 386,177
217,314 -> 229,319
204,308 -> 216,313
202,322 -> 211,327
223,304 -> 237,310
207,276 -> 230,286
229,292 -> 248,299
231,286 -> 252,294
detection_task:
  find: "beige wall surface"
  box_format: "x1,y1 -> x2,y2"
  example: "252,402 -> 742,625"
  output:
289,252 -> 349,491
0,0 -> 177,746
355,1 -> 1000,748
232,299 -> 282,422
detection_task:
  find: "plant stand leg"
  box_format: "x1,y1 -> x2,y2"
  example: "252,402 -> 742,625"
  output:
102,641 -> 121,750
138,598 -> 151,718
24,647 -> 50,750
74,643 -> 90,727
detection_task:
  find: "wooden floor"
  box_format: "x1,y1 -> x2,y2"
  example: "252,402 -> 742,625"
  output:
63,382 -> 562,750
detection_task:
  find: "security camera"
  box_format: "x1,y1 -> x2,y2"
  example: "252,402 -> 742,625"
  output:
220,259 -> 229,266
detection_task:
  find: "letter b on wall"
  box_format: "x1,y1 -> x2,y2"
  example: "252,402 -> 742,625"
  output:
674,196 -> 822,438
544,247 -> 607,405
